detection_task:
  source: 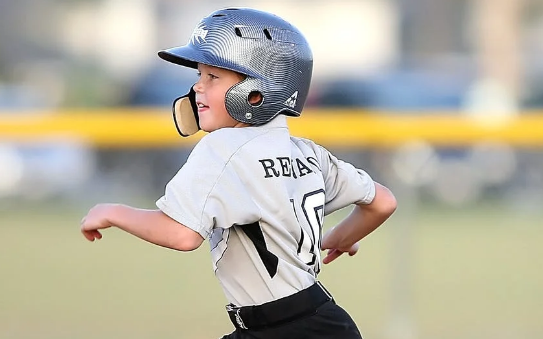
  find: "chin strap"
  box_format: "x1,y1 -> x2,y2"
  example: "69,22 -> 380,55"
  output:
172,87 -> 200,137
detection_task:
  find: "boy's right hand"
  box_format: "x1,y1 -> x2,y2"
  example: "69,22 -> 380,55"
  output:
80,203 -> 119,242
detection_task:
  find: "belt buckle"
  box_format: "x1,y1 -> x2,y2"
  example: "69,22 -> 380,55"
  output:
226,304 -> 248,330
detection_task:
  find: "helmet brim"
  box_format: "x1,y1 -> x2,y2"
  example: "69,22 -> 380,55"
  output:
158,46 -> 200,69
158,45 -> 263,80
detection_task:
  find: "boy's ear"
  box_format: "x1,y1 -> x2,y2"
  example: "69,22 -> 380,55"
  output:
172,87 -> 200,137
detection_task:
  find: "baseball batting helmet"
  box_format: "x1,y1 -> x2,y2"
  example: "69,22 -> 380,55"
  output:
158,7 -> 313,135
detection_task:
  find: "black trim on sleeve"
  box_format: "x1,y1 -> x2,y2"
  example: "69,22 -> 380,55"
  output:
237,222 -> 279,278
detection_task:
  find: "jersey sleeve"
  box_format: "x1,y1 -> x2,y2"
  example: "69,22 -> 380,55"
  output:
155,137 -> 261,239
316,145 -> 376,215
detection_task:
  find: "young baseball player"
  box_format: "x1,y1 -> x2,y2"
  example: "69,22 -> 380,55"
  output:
80,7 -> 397,339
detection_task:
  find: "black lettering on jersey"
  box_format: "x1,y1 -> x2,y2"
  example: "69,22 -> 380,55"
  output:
296,158 -> 313,177
237,222 -> 278,278
258,157 -> 319,179
290,160 -> 298,179
277,157 -> 292,177
259,159 -> 280,178
306,156 -> 321,171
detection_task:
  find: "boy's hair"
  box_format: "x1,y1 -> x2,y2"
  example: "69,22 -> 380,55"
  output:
159,7 -> 313,126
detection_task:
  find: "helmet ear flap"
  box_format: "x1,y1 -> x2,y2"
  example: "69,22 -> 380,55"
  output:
172,87 -> 200,137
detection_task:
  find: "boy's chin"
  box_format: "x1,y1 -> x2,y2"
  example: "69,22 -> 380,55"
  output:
200,119 -> 236,133
198,118 -> 212,132
200,123 -> 217,133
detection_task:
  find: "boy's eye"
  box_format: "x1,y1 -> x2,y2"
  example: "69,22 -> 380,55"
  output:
195,71 -> 218,80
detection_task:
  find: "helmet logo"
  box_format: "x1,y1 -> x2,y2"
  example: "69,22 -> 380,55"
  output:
190,23 -> 208,44
284,91 -> 298,108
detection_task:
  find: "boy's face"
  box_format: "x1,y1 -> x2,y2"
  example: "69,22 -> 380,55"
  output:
193,64 -> 248,132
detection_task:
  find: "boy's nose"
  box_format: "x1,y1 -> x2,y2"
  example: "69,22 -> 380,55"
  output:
193,81 -> 204,93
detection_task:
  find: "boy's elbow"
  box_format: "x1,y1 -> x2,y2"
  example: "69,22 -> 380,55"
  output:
157,212 -> 205,251
170,228 -> 204,251
372,183 -> 397,217
173,235 -> 204,251
381,191 -> 397,217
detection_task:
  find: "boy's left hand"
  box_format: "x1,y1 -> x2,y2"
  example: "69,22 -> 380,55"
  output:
80,203 -> 118,242
321,243 -> 359,264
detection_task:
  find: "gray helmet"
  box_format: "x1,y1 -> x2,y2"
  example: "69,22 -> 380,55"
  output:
158,7 -> 313,127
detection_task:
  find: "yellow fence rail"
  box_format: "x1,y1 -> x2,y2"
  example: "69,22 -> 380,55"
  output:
1,108 -> 542,147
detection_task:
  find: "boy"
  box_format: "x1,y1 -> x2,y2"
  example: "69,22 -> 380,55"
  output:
80,7 -> 397,339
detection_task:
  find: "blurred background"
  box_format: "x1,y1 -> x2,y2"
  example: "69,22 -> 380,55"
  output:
1,0 -> 542,338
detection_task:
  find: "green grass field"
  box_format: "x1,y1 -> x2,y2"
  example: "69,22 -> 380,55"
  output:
1,200 -> 542,339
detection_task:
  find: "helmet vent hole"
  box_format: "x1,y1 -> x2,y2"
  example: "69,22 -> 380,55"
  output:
212,14 -> 226,17
235,27 -> 243,37
263,29 -> 272,40
248,91 -> 263,107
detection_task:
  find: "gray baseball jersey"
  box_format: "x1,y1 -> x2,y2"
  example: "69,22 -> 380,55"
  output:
156,115 -> 375,307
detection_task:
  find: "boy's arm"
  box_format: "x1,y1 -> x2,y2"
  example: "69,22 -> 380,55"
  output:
80,203 -> 204,251
320,182 -> 397,263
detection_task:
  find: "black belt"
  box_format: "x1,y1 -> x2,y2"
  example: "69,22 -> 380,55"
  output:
226,281 -> 334,330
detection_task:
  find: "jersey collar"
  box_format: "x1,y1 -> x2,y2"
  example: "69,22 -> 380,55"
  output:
258,115 -> 288,129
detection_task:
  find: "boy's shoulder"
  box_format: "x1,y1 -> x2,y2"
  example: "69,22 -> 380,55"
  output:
290,135 -> 327,154
290,135 -> 315,147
